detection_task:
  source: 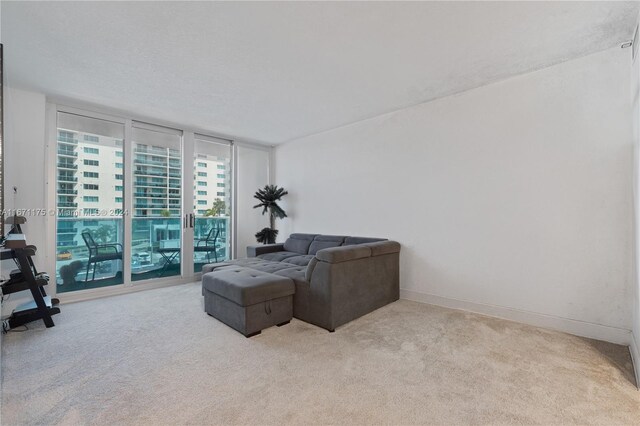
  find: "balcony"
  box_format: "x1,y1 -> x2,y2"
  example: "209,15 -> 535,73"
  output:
57,227 -> 77,235
57,189 -> 78,195
58,176 -> 78,183
134,146 -> 169,156
134,193 -> 166,198
54,216 -> 229,291
134,158 -> 168,167
58,136 -> 77,144
134,170 -> 169,178
134,203 -> 167,209
58,202 -> 78,208
57,149 -> 78,157
134,181 -> 168,188
57,162 -> 78,170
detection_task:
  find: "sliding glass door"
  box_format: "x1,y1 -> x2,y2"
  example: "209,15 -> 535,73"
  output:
130,122 -> 183,281
55,112 -> 125,292
52,106 -> 269,297
192,135 -> 232,272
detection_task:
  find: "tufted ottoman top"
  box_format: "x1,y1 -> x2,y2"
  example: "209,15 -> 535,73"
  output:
202,267 -> 295,307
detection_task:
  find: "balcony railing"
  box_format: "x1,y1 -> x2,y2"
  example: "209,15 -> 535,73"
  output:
57,228 -> 77,234
134,158 -> 168,167
57,163 -> 78,170
57,189 -> 78,195
58,202 -> 78,208
134,203 -> 167,209
58,176 -> 78,183
57,149 -> 78,157
134,170 -> 169,178
134,147 -> 170,156
134,193 -> 166,198
134,181 -> 168,188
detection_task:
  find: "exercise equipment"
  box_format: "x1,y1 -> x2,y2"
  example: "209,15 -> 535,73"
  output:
1,216 -> 60,330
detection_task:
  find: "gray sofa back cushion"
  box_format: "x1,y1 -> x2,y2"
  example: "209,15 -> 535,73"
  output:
343,236 -> 387,246
283,233 -> 317,254
308,235 -> 346,255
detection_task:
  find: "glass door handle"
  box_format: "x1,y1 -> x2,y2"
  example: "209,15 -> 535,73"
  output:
189,213 -> 195,228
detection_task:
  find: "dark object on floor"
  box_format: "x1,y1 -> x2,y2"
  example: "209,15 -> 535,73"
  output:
59,260 -> 83,286
81,231 -> 123,282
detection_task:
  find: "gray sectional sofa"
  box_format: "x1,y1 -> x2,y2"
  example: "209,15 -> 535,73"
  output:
202,233 -> 400,335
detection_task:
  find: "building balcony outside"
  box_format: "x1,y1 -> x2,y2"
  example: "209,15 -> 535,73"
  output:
57,227 -> 77,235
134,146 -> 170,156
134,170 -> 170,178
134,158 -> 169,167
57,149 -> 78,157
58,176 -> 78,183
134,193 -> 166,198
58,202 -> 78,208
57,162 -> 78,170
57,189 -> 78,195
58,136 -> 78,144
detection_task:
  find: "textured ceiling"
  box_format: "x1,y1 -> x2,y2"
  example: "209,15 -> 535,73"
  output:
1,1 -> 639,144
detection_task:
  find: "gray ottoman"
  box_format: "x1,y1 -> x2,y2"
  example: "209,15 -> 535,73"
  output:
202,267 -> 295,337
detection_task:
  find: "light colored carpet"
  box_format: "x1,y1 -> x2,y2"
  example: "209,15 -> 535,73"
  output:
1,282 -> 639,425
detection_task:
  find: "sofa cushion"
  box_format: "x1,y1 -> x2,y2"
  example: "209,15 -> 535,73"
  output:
308,235 -> 346,255
202,268 -> 295,306
283,233 -> 317,254
242,261 -> 299,274
201,258 -> 263,274
273,266 -> 309,288
283,255 -> 314,266
343,236 -> 387,246
257,251 -> 300,262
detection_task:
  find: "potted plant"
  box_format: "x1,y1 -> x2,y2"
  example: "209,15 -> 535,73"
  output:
253,184 -> 288,244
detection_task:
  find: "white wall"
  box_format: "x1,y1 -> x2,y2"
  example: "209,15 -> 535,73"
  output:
1,86 -> 47,314
630,15 -> 640,386
235,145 -> 271,258
275,47 -> 634,343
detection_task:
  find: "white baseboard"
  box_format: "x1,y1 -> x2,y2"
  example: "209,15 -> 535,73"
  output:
400,289 -> 632,346
58,278 -> 198,304
630,332 -> 640,390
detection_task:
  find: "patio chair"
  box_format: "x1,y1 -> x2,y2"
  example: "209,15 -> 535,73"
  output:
81,231 -> 123,282
194,226 -> 222,263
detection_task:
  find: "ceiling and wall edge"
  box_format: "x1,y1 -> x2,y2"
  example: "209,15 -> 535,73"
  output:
278,43 -> 636,148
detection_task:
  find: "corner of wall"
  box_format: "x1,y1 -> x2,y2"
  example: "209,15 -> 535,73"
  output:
630,333 -> 640,389
630,10 -> 640,390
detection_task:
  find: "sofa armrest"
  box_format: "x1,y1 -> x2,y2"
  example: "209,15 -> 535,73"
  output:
315,245 -> 371,263
246,243 -> 285,258
360,241 -> 401,256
